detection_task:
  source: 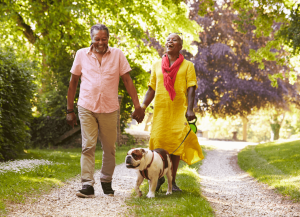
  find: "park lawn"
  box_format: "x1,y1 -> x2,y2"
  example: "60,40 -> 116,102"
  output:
238,139 -> 300,201
0,144 -> 129,216
126,148 -> 214,217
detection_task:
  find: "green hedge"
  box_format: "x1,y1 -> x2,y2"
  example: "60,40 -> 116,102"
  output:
0,48 -> 36,160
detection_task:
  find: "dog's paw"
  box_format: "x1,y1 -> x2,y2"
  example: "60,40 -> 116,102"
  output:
146,193 -> 155,198
137,191 -> 142,198
166,191 -> 172,195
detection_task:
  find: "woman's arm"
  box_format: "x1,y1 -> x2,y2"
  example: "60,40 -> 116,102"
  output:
186,85 -> 196,121
142,86 -> 155,108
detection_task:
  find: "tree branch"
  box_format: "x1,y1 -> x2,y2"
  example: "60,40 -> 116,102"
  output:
13,12 -> 37,44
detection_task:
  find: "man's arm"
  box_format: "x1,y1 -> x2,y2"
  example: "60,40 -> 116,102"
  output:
66,74 -> 80,128
186,85 -> 196,121
121,72 -> 144,123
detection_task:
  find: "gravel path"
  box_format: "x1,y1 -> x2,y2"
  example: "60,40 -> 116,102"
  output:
199,140 -> 300,217
7,163 -> 137,217
6,139 -> 300,216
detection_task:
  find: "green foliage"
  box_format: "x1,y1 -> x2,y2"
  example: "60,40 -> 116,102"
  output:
0,47 -> 36,160
0,0 -> 202,144
278,4 -> 300,55
119,59 -> 150,132
127,155 -> 214,216
0,145 -> 129,215
30,115 -> 76,148
238,140 -> 300,201
232,0 -> 299,85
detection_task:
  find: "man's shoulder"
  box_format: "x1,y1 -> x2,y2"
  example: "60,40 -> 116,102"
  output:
109,46 -> 124,55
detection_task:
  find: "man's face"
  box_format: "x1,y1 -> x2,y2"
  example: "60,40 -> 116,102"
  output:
165,34 -> 182,54
92,30 -> 109,54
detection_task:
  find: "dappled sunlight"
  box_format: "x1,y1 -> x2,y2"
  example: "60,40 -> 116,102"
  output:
279,175 -> 300,185
69,155 -> 80,159
20,176 -> 64,185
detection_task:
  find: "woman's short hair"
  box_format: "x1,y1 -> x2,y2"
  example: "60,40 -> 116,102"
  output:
90,24 -> 109,39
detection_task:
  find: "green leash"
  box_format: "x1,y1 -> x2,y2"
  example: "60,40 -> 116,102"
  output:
170,117 -> 197,155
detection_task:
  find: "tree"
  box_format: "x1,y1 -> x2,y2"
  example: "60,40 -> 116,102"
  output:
0,0 -> 203,146
190,1 -> 300,140
231,0 -> 300,84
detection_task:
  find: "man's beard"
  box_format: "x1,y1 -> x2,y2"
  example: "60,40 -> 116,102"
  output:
95,46 -> 107,54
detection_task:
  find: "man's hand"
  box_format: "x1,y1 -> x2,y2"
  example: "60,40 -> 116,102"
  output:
186,109 -> 196,122
66,112 -> 77,128
132,106 -> 145,124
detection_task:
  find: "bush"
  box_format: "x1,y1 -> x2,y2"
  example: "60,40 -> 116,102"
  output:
30,115 -> 75,148
0,47 -> 36,160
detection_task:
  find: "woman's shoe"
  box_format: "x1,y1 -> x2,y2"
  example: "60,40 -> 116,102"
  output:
155,176 -> 165,192
172,182 -> 182,192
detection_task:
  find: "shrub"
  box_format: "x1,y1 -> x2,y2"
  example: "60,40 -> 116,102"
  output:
0,47 -> 36,160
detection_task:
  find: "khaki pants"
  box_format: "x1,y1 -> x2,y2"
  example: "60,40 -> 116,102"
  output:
78,105 -> 117,186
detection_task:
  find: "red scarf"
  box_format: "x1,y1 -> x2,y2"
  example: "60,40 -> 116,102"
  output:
161,54 -> 184,101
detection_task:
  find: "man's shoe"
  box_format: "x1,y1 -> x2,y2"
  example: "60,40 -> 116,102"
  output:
76,185 -> 95,198
172,182 -> 182,192
155,176 -> 165,192
101,182 -> 114,196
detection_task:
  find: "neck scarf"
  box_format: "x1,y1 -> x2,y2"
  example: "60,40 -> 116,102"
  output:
161,54 -> 184,101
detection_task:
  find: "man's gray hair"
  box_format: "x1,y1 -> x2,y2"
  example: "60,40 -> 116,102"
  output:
90,24 -> 109,39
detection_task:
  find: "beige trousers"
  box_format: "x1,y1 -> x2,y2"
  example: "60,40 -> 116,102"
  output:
78,105 -> 117,186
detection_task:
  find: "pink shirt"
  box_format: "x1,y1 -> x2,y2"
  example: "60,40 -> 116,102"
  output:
70,46 -> 131,113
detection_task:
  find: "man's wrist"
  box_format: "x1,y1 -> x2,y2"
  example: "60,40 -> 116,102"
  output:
67,108 -> 74,114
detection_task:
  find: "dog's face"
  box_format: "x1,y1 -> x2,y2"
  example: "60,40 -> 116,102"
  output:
125,148 -> 147,169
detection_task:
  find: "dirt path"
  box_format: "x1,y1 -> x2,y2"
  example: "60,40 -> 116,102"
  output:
7,163 -> 137,217
199,140 -> 300,217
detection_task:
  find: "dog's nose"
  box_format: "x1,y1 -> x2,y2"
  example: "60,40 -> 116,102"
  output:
126,156 -> 132,164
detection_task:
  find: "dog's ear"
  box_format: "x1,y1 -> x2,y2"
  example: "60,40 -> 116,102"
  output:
141,148 -> 147,154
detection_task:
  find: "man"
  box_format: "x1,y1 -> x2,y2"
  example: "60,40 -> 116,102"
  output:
133,33 -> 204,192
67,24 -> 144,197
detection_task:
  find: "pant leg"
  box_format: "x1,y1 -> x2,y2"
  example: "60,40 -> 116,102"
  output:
78,106 -> 98,186
94,110 -> 117,183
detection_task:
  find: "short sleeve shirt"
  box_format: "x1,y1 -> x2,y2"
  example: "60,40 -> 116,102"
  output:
70,46 -> 131,113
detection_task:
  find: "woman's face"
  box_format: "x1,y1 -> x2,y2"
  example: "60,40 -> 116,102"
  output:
165,34 -> 182,55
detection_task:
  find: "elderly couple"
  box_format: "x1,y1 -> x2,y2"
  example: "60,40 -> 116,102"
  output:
67,24 -> 204,198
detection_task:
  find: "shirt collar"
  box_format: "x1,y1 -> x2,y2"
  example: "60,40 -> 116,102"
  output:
86,45 -> 111,55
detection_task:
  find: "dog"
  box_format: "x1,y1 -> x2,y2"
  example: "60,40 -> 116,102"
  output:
125,148 -> 172,198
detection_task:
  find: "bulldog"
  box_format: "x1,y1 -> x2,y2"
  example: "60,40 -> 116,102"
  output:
125,148 -> 172,198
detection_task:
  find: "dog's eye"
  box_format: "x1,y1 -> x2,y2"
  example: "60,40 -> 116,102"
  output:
132,153 -> 136,158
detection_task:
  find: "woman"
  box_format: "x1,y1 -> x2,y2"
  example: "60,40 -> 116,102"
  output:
136,33 -> 204,192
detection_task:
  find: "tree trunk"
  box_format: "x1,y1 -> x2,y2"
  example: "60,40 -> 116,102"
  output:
270,123 -> 280,141
270,112 -> 285,141
242,117 -> 248,141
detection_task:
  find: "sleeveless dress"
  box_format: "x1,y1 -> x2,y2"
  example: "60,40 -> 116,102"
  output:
148,59 -> 204,165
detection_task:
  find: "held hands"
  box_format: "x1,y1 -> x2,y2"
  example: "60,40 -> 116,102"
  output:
132,106 -> 145,124
186,109 -> 196,122
66,112 -> 77,129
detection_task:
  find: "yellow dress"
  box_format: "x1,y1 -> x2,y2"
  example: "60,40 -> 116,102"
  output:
148,59 -> 204,165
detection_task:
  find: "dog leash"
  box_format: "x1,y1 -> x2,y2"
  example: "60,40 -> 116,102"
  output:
170,128 -> 191,155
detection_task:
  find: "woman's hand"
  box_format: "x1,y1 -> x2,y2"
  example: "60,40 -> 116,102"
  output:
132,106 -> 145,123
186,109 -> 196,121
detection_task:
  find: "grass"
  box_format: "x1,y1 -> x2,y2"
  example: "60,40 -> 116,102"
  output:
0,144 -> 129,216
126,150 -> 214,217
238,139 -> 300,201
